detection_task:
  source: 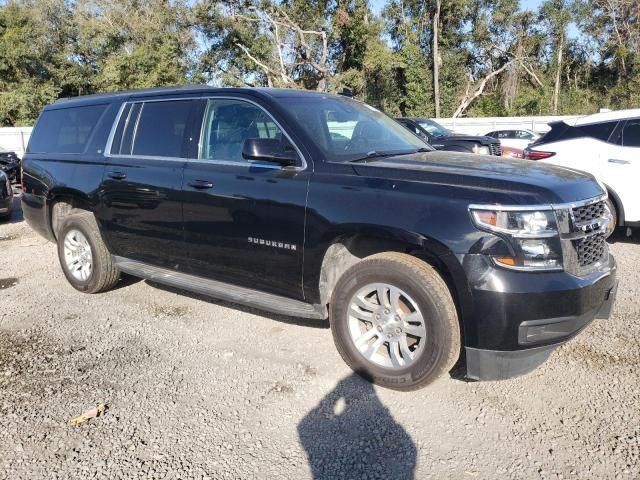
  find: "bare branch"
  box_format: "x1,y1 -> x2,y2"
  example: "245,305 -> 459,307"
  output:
232,6 -> 330,91
453,58 -> 521,118
262,9 -> 291,84
520,61 -> 544,88
234,42 -> 275,87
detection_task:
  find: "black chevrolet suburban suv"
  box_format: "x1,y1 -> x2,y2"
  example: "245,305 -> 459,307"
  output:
22,86 -> 617,390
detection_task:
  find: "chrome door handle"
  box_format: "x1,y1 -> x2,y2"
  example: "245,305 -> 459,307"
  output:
107,171 -> 127,180
608,159 -> 630,165
188,180 -> 214,189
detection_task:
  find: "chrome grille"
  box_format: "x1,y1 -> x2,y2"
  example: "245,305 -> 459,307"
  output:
573,201 -> 606,225
489,142 -> 502,156
554,196 -> 610,276
575,233 -> 607,267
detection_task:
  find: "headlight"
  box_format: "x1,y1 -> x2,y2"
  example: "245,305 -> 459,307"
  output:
472,144 -> 490,155
470,208 -> 563,271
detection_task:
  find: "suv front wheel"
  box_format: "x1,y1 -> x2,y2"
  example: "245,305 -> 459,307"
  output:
330,252 -> 461,391
57,211 -> 120,293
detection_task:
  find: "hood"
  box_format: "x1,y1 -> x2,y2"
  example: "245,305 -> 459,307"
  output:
433,134 -> 497,145
351,150 -> 603,205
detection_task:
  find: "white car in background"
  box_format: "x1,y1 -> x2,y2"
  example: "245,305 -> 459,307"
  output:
484,129 -> 540,150
524,109 -> 640,228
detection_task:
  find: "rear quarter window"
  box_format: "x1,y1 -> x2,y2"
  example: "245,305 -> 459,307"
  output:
578,121 -> 618,142
621,119 -> 640,147
131,100 -> 192,157
28,104 -> 108,154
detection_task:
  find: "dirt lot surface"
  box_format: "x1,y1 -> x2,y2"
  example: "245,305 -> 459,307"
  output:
1,194 -> 639,479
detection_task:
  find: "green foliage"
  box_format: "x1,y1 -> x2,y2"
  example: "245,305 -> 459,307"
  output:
0,0 -> 638,126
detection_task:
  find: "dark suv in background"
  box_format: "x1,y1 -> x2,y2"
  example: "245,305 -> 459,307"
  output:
0,170 -> 13,220
22,86 -> 617,390
396,117 -> 502,156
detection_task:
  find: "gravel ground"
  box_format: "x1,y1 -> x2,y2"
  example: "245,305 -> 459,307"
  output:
1,193 -> 639,480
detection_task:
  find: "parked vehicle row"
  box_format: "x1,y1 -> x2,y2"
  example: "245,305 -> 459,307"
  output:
396,110 -> 639,231
22,86 -> 617,390
0,147 -> 21,184
396,117 -> 502,156
484,129 -> 541,150
525,109 -> 640,228
0,170 -> 13,220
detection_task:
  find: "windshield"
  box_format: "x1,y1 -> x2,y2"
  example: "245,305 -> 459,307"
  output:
279,96 -> 430,162
417,119 -> 451,138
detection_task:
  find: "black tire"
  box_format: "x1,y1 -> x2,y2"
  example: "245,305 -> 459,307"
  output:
56,211 -> 120,293
330,252 -> 461,391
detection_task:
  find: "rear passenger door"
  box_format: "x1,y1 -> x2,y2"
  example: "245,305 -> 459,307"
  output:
99,98 -> 197,270
181,97 -> 310,300
605,119 -> 640,222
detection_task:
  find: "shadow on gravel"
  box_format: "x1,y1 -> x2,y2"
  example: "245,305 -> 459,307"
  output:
148,282 -> 328,329
111,273 -> 143,291
298,373 -> 416,479
608,227 -> 639,245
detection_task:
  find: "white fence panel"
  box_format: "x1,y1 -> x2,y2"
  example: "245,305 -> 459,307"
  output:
0,127 -> 32,158
435,115 -> 577,136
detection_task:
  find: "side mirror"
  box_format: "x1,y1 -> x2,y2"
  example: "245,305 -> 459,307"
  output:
242,138 -> 299,167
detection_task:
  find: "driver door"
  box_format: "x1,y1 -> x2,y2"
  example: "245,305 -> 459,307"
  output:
182,97 -> 311,300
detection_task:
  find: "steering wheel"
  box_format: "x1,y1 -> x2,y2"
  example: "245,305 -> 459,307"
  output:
344,136 -> 370,151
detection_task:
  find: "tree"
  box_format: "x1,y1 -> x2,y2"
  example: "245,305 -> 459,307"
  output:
195,0 -> 331,90
540,0 -> 572,114
74,0 -> 197,91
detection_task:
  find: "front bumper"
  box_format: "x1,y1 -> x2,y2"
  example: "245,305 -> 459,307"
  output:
458,253 -> 617,381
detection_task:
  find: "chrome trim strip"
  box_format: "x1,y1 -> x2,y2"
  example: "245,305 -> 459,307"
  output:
130,102 -> 143,154
104,95 -> 309,172
105,153 -> 187,163
104,102 -> 127,156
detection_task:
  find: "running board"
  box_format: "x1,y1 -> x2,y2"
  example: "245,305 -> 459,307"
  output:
113,257 -> 328,320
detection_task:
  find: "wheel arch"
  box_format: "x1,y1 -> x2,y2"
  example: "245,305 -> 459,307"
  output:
313,227 -> 470,330
47,187 -> 97,239
604,183 -> 625,226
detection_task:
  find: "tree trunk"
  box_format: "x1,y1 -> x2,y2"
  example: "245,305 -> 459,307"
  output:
432,0 -> 441,117
502,39 -> 523,111
553,34 -> 564,115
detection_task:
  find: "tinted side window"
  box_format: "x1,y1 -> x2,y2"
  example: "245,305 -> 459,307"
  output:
516,130 -> 534,139
28,104 -> 107,154
200,99 -> 285,162
578,121 -> 618,142
131,100 -> 192,157
622,120 -> 640,147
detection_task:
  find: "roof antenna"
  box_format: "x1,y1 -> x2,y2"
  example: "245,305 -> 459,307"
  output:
338,87 -> 353,98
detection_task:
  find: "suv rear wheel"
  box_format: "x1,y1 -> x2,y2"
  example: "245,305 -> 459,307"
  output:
330,252 -> 460,391
57,211 -> 120,293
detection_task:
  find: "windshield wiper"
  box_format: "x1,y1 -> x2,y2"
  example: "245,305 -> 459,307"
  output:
349,148 -> 431,163
348,151 -> 396,163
